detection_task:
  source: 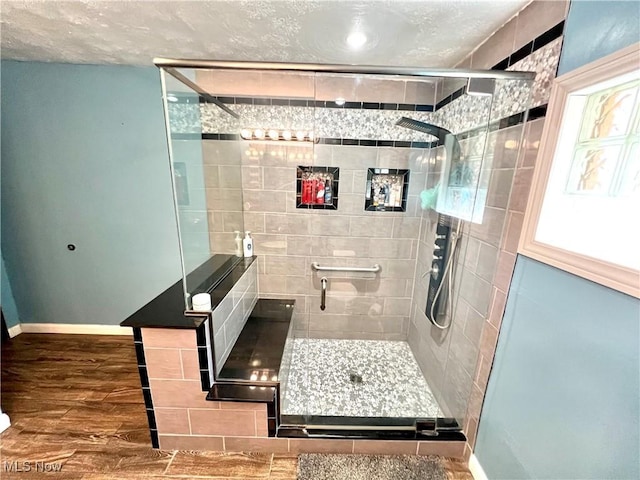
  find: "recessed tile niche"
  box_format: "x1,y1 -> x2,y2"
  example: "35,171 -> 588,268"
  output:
296,166 -> 339,210
365,168 -> 410,212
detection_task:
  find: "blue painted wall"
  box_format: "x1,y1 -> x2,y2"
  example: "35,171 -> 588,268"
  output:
475,2 -> 640,478
475,258 -> 639,479
558,0 -> 640,75
1,61 -> 182,325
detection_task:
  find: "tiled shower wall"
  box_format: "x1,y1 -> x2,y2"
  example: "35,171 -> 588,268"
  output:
241,141 -> 428,340
186,69 -> 456,340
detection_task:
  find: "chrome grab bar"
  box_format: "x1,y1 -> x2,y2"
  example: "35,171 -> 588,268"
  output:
311,262 -> 381,273
320,277 -> 327,311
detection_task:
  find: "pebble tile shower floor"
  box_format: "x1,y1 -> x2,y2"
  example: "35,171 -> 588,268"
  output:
281,339 -> 442,418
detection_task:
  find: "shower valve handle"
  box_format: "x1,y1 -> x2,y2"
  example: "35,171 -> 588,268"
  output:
320,277 -> 328,311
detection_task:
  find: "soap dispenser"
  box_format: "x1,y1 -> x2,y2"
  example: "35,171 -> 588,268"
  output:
242,231 -> 253,258
234,231 -> 243,257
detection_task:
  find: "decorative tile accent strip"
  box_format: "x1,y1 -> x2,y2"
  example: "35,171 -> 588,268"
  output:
168,84 -> 535,139
133,327 -> 159,449
196,322 -> 211,391
489,78 -> 536,123
168,102 -> 202,134
317,138 -> 437,148
428,95 -> 492,137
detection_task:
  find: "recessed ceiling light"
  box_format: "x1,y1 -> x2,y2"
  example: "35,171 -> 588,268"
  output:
166,94 -> 178,102
347,31 -> 367,49
335,97 -> 346,106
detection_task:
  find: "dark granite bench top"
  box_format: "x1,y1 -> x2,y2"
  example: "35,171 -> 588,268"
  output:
217,298 -> 295,382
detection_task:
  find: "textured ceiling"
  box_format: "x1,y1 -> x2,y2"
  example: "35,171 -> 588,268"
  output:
0,1 -> 531,67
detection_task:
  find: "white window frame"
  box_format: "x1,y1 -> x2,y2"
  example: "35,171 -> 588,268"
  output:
519,42 -> 640,298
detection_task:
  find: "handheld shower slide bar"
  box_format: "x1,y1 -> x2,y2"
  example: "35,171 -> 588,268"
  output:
311,263 -> 381,273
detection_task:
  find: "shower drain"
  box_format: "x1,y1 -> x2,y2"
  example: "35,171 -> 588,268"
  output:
349,373 -> 363,384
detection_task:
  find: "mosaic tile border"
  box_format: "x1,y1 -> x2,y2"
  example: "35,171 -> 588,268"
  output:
174,106 -> 547,148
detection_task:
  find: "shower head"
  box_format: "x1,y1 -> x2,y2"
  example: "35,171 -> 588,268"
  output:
395,117 -> 451,143
395,117 -> 461,162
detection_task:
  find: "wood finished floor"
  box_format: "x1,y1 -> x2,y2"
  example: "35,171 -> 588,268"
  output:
0,334 -> 472,479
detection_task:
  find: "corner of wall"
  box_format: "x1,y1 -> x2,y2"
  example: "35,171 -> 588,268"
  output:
468,453 -> 489,480
1,255 -> 21,329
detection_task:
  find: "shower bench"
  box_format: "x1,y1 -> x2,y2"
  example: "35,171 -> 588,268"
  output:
206,298 -> 295,437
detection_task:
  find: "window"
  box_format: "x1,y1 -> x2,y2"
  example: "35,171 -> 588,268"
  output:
520,43 -> 640,298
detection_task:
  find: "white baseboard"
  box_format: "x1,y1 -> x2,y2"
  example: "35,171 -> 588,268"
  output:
18,323 -> 132,335
0,413 -> 11,434
469,453 -> 489,480
7,323 -> 22,338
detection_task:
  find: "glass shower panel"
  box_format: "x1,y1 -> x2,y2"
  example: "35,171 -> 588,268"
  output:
404,77 -> 497,431
160,69 -> 211,306
160,67 -> 246,307
440,76 -> 533,429
213,69 -> 318,420
190,68 -> 245,261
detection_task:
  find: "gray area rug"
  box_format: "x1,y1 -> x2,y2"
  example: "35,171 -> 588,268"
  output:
297,454 -> 447,480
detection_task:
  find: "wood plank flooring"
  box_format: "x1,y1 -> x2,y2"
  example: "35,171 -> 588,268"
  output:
0,333 -> 472,479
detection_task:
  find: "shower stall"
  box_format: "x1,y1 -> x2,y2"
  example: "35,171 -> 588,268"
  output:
157,60 -> 534,437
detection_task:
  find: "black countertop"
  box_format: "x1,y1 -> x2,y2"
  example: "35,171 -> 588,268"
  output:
120,255 -> 255,329
218,299 -> 295,382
